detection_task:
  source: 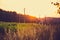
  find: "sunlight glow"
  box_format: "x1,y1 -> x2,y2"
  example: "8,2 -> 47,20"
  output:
0,0 -> 60,18
39,15 -> 45,18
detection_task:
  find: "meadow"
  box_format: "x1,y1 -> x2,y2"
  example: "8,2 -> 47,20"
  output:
0,22 -> 60,40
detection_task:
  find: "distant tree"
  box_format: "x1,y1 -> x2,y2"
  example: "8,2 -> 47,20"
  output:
51,2 -> 60,14
0,8 -> 39,23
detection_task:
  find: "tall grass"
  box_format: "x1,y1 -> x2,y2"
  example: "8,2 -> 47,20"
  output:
0,22 -> 60,40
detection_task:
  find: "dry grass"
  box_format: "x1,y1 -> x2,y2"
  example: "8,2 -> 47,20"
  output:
0,22 -> 60,40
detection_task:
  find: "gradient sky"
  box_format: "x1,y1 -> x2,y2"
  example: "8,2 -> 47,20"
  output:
0,0 -> 60,18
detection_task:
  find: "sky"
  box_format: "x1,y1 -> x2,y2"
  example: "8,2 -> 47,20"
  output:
0,0 -> 60,18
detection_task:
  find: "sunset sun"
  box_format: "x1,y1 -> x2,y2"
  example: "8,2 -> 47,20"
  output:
0,0 -> 60,40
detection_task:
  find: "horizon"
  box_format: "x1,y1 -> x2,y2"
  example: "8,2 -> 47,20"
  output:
0,8 -> 60,18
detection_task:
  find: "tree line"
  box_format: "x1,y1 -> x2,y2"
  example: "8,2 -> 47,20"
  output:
0,9 -> 39,23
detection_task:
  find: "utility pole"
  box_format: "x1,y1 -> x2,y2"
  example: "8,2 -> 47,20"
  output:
24,8 -> 26,23
39,14 -> 41,24
24,8 -> 25,15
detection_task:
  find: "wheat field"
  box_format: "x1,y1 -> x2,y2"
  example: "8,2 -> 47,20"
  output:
0,22 -> 60,40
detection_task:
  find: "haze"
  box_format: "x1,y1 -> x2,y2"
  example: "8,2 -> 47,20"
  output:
0,0 -> 60,18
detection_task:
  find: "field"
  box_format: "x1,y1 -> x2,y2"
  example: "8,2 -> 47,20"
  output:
0,22 -> 60,40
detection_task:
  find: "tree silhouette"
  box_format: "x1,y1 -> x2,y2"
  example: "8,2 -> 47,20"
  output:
0,9 -> 39,23
51,2 -> 60,14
